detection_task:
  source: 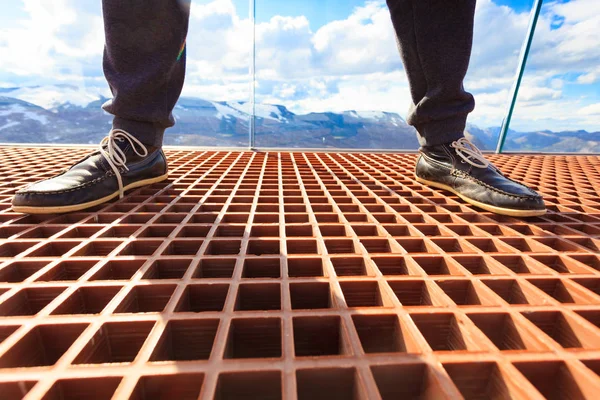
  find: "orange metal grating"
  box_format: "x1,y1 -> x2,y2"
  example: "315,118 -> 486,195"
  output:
1,146 -> 600,399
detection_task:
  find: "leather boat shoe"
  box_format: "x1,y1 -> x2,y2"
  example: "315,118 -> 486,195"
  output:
12,129 -> 168,214
415,137 -> 546,217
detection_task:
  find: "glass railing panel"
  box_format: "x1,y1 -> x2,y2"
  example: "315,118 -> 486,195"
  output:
0,0 -> 252,147
252,0 -> 535,150
505,0 -> 600,153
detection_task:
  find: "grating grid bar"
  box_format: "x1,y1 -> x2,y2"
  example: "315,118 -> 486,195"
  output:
0,147 -> 600,399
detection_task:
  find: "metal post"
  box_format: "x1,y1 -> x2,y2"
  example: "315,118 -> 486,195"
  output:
496,0 -> 543,154
249,0 -> 256,149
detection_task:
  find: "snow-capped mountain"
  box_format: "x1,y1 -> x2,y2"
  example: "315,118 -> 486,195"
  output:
1,86 -> 598,151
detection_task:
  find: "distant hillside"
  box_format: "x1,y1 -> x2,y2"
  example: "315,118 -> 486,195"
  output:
1,85 -> 598,152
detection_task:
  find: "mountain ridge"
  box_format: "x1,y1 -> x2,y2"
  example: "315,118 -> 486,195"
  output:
0,86 -> 598,151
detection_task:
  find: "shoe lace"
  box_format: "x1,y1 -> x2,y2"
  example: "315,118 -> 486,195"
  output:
450,137 -> 490,168
99,129 -> 148,199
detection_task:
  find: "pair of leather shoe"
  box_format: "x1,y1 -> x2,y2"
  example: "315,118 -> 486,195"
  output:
12,134 -> 545,217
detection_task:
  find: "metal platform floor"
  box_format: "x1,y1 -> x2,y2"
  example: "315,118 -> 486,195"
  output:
1,147 -> 600,399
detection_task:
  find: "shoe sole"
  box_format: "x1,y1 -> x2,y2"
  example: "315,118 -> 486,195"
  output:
12,173 -> 170,215
416,176 -> 546,217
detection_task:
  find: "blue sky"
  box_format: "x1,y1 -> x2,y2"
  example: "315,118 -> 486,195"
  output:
0,0 -> 598,133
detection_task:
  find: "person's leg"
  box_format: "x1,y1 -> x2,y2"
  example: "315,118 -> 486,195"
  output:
386,0 -> 475,147
386,0 -> 545,217
102,0 -> 190,147
12,0 -> 190,214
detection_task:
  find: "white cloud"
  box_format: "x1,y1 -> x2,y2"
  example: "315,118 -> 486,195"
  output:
1,0 -> 598,133
578,103 -> 600,116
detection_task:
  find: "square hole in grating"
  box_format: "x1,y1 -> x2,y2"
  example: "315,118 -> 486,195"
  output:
352,314 -> 416,353
0,323 -> 88,368
114,285 -> 176,313
193,259 -> 236,278
254,214 -> 279,223
521,311 -> 599,349
287,240 -> 319,254
350,225 -> 378,237
72,241 -> 122,257
482,279 -> 543,305
466,238 -> 512,253
0,260 -> 48,282
436,280 -> 498,306
0,241 -> 40,257
216,225 -> 246,237
177,225 -> 212,238
315,213 -> 340,223
531,255 -> 588,274
27,241 -> 81,257
247,239 -> 280,256
568,255 -> 600,272
98,225 -> 141,238
293,316 -> 350,356
288,258 -> 323,277
52,286 -> 122,315
89,259 -> 145,281
224,318 -> 281,359
19,225 -> 65,239
325,239 -> 356,254
36,260 -> 98,282
0,381 -> 37,400
175,284 -> 229,312
150,319 -> 219,361
527,279 -> 586,304
290,282 -> 332,310
222,214 -> 249,224
340,281 -> 385,307
452,256 -> 505,275
382,224 -> 412,237
371,256 -> 410,275
242,258 -> 280,278
296,368 -> 364,400
571,278 -> 600,299
388,280 -> 445,306
215,371 -> 282,400
492,255 -> 544,274
286,225 -> 313,237
0,325 -> 20,345
205,240 -> 242,255
514,361 -> 587,400
73,321 -> 155,364
0,287 -> 66,316
444,362 -> 517,400
191,213 -> 219,224
116,240 -> 162,256
372,363 -> 446,400
331,257 -> 367,276
467,312 -> 549,351
360,239 -> 392,253
235,283 -> 281,311
410,313 -> 470,351
162,239 -> 204,256
286,214 -> 309,224
319,225 -> 347,237
131,373 -> 204,400
431,238 -> 475,253
412,256 -> 462,276
137,225 -> 177,238
250,225 -> 279,237
143,259 -> 191,280
43,377 -> 122,400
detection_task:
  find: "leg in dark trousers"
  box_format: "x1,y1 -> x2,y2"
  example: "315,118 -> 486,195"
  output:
386,0 -> 476,146
101,0 -> 191,147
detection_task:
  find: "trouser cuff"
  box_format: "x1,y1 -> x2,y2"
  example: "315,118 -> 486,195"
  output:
415,117 -> 467,147
112,117 -> 165,147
